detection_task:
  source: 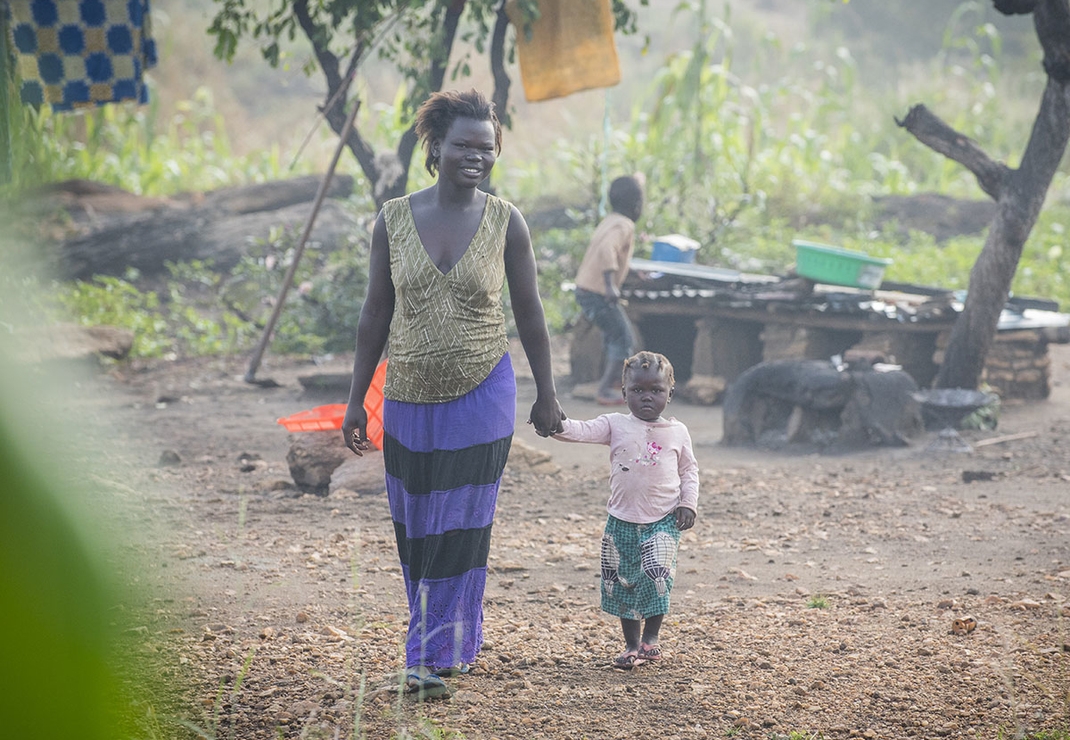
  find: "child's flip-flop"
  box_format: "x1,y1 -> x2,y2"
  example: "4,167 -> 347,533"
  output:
638,643 -> 663,662
612,649 -> 642,670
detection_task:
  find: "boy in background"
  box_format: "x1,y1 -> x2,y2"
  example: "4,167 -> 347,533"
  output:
573,174 -> 645,405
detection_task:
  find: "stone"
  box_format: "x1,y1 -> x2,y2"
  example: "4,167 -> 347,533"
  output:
680,374 -> 727,405
158,449 -> 182,466
722,360 -> 922,449
287,432 -> 351,494
12,323 -> 134,363
508,438 -> 561,476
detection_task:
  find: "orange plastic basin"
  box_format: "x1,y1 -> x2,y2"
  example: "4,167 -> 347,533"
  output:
276,360 -> 387,449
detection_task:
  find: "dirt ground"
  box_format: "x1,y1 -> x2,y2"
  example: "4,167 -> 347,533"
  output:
68,339 -> 1070,740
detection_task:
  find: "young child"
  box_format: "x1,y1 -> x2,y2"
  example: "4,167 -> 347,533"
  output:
553,350 -> 699,668
573,174 -> 645,405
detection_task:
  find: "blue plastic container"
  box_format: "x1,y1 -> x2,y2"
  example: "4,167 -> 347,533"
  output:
650,234 -> 700,263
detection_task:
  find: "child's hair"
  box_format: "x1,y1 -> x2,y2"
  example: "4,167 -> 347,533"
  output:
622,350 -> 675,388
608,175 -> 644,221
414,89 -> 502,176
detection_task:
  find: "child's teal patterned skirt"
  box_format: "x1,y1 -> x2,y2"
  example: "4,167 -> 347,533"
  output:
600,512 -> 680,620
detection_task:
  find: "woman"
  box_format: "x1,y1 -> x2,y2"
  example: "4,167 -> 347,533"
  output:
341,89 -> 565,699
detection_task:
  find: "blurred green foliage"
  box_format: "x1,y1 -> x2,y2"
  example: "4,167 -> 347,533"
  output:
0,335 -> 138,739
221,226 -> 372,356
0,421 -> 117,740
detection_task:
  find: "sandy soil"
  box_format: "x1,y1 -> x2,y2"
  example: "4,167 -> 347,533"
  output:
69,341 -> 1070,740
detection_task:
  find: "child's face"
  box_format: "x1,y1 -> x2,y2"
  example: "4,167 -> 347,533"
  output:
622,364 -> 672,422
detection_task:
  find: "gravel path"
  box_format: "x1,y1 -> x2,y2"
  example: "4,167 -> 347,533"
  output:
71,345 -> 1070,739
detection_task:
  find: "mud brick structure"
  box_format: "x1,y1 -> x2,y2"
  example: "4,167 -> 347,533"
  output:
570,258 -> 1069,402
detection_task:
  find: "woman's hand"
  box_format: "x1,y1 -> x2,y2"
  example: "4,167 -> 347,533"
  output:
528,395 -> 565,437
675,507 -> 696,531
342,404 -> 371,456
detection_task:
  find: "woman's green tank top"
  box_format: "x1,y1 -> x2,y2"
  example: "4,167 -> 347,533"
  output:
381,193 -> 512,403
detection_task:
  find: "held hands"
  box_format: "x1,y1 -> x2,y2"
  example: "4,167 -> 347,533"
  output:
341,405 -> 371,457
527,395 -> 565,437
675,507 -> 696,531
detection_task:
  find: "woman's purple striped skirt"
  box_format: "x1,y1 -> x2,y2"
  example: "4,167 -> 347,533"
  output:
383,354 -> 515,671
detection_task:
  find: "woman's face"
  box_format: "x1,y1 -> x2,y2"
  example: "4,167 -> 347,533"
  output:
434,117 -> 497,186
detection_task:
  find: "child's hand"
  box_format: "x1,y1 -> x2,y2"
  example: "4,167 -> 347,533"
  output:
674,507 -> 695,531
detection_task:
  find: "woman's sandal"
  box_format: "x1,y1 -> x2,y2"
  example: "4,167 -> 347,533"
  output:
405,672 -> 451,700
612,649 -> 642,670
638,643 -> 663,662
433,663 -> 470,678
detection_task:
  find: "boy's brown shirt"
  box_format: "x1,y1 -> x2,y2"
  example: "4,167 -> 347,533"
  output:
574,211 -> 636,295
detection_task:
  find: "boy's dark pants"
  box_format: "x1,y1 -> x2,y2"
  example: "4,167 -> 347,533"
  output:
575,288 -> 635,370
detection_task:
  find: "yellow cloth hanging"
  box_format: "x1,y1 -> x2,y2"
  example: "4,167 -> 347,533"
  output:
506,0 -> 621,102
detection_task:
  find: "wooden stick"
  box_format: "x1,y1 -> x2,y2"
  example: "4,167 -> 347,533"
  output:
973,431 -> 1039,447
244,98 -> 361,384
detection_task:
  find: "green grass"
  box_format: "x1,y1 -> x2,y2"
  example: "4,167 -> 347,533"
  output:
3,86 -> 295,196
805,594 -> 830,609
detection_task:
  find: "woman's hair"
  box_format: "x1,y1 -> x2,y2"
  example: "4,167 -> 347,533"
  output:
622,350 -> 675,388
608,175 -> 644,221
414,89 -> 502,176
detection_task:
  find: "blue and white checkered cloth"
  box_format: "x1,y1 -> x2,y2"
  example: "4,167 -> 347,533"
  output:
7,0 -> 157,110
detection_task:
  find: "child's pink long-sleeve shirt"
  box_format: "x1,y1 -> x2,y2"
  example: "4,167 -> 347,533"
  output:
555,413 -> 699,524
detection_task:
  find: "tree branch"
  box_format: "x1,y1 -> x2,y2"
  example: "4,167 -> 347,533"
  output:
293,0 -> 381,198
331,54 -> 381,195
1035,0 -> 1070,83
428,1 -> 466,92
993,0 -> 1038,14
895,104 -> 1011,200
374,0 -> 466,203
293,0 -> 341,92
490,1 -> 513,129
932,0 -> 1070,389
1009,78 -> 1070,241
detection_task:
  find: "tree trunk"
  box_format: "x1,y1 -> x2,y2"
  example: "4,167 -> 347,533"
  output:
53,177 -> 357,280
490,3 -> 513,129
937,201 -> 1032,387
308,2 -> 470,210
899,0 -> 1070,390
